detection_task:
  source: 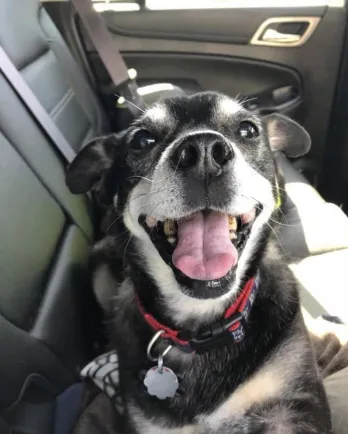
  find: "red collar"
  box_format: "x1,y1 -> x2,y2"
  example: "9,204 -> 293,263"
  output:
136,276 -> 258,354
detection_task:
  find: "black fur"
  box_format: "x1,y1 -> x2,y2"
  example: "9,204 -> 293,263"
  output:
67,92 -> 331,433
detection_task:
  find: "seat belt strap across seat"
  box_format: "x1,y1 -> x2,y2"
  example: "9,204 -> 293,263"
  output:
71,0 -> 144,117
0,45 -> 76,163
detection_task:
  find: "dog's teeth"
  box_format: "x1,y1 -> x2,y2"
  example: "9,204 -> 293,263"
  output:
229,230 -> 237,240
164,219 -> 176,236
167,237 -> 177,245
228,216 -> 237,231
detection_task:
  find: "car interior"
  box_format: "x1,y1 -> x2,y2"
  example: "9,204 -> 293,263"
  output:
1,0 -> 348,432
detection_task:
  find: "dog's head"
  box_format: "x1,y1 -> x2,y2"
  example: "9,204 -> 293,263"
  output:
67,92 -> 310,321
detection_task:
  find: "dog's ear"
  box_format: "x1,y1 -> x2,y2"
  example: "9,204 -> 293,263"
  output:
66,133 -> 125,194
264,113 -> 311,158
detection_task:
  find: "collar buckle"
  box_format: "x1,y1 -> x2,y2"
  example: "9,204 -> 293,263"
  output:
189,312 -> 247,354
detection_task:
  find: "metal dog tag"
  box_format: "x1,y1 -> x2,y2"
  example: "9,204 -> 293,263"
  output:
144,358 -> 178,400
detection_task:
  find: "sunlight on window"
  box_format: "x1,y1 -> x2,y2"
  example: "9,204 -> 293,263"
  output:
93,2 -> 140,12
146,0 -> 343,9
92,0 -> 343,12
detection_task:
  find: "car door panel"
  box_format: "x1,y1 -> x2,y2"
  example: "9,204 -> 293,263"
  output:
92,51 -> 302,114
101,7 -> 325,44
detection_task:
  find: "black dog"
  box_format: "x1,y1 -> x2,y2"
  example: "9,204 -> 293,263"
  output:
67,92 -> 332,433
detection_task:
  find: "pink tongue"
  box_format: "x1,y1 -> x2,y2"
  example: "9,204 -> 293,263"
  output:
172,211 -> 238,281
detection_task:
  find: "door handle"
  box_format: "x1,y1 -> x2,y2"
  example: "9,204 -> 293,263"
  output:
250,17 -> 320,47
261,28 -> 301,44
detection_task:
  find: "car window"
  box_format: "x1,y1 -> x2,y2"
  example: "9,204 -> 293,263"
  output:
92,0 -> 344,13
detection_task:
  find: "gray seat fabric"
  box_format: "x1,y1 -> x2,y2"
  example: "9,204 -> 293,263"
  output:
291,249 -> 348,324
0,0 -> 109,152
0,5 -> 104,423
0,69 -> 96,413
275,152 -> 348,260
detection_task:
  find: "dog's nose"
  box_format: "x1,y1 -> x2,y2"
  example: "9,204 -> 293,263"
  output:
171,136 -> 233,177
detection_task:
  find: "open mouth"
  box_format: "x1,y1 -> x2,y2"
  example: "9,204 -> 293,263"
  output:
139,207 -> 261,282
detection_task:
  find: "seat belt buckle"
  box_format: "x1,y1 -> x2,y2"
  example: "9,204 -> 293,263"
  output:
189,313 -> 246,354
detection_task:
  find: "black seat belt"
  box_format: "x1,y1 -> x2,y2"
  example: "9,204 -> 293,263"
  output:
71,0 -> 144,117
0,45 -> 76,164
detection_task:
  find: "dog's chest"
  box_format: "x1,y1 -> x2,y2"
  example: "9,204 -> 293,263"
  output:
131,400 -> 251,434
131,340 -> 294,434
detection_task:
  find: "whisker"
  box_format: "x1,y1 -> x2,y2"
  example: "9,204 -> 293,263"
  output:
126,175 -> 154,183
235,94 -> 257,106
106,212 -> 124,234
253,203 -> 293,228
241,193 -> 299,228
127,186 -> 171,205
172,151 -> 182,177
107,196 -> 164,234
123,235 -> 133,263
265,220 -> 287,255
114,93 -> 146,114
272,184 -> 287,194
274,205 -> 291,226
126,171 -> 178,185
268,214 -> 299,228
248,198 -> 291,252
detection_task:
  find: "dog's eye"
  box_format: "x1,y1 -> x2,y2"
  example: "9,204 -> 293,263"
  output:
237,121 -> 259,139
132,130 -> 156,150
